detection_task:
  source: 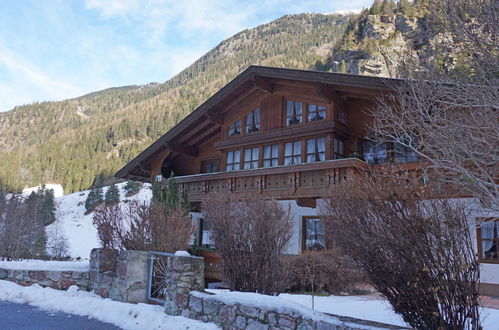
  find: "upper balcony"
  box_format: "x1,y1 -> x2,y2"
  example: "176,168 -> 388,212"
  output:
174,158 -> 368,203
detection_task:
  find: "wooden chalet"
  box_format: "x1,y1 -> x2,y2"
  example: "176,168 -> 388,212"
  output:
116,66 -> 499,294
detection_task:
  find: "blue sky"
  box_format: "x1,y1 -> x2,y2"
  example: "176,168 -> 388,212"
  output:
0,0 -> 373,112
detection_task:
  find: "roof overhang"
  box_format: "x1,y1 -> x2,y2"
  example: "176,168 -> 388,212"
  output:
115,65 -> 403,181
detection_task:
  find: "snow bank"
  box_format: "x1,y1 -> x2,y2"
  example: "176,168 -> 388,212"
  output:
0,259 -> 89,272
23,184 -> 64,197
0,281 -> 218,330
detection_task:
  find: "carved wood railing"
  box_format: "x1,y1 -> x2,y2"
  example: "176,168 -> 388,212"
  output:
173,158 -> 369,202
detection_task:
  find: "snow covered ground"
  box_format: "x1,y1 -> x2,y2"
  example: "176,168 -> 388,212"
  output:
0,280 -> 218,330
0,259 -> 89,271
46,182 -> 151,259
278,293 -> 499,330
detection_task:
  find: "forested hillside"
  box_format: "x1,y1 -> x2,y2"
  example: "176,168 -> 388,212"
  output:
0,13 -> 351,193
0,1 -> 466,194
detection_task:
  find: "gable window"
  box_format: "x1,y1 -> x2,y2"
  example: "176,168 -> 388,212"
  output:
201,160 -> 220,173
306,137 -> 326,163
228,119 -> 241,137
333,138 -> 344,159
263,144 -> 279,167
284,141 -> 302,165
308,104 -> 326,122
226,150 -> 240,171
363,141 -> 387,164
478,218 -> 499,263
246,108 -> 260,134
285,100 -> 303,126
243,147 -> 259,169
303,217 -> 325,251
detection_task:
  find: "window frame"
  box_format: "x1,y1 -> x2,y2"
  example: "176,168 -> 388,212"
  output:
306,137 -> 326,163
263,144 -> 279,168
477,217 -> 499,264
226,150 -> 241,171
243,147 -> 260,169
246,108 -> 261,134
284,140 -> 302,165
201,159 -> 220,173
307,104 -> 327,122
363,140 -> 387,164
285,100 -> 303,126
228,119 -> 242,137
302,216 -> 328,252
333,138 -> 345,159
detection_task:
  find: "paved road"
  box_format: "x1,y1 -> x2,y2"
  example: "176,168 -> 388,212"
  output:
0,301 -> 121,330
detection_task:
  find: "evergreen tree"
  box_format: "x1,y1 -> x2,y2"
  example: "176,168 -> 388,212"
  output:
381,0 -> 395,15
370,0 -> 383,14
40,187 -> 56,226
105,184 -> 120,205
85,187 -> 103,213
124,180 -> 142,196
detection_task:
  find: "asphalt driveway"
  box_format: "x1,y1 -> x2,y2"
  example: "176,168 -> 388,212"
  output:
0,301 -> 121,330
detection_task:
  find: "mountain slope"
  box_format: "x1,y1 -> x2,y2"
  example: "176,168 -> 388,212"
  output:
0,13 -> 352,193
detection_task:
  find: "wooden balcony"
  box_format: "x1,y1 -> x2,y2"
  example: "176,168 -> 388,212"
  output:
174,158 -> 368,203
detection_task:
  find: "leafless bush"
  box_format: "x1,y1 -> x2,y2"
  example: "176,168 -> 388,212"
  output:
0,195 -> 46,260
370,0 -> 498,210
320,171 -> 480,329
92,201 -> 193,253
202,193 -> 293,295
288,249 -> 366,296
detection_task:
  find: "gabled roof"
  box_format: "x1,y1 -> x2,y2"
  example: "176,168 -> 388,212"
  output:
115,65 -> 402,181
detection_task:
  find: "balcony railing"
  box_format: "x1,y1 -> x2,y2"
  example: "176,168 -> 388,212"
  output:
174,158 -> 368,202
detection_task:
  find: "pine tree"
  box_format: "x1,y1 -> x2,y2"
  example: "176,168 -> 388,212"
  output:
124,180 -> 142,196
381,0 -> 395,15
370,0 -> 383,14
105,184 -> 120,205
85,187 -> 103,213
40,187 -> 56,226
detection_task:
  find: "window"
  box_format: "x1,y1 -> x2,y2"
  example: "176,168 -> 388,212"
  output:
284,141 -> 301,165
338,109 -> 348,125
363,141 -> 387,164
306,137 -> 326,163
333,138 -> 344,159
226,150 -> 240,171
303,217 -> 325,251
243,147 -> 259,169
228,119 -> 241,137
478,218 -> 499,263
198,218 -> 214,248
394,140 -> 419,163
263,144 -> 279,167
246,108 -> 260,134
285,100 -> 303,126
201,160 -> 219,173
308,104 -> 326,122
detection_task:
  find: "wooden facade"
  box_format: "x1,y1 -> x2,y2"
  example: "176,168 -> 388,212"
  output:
115,66 -> 410,203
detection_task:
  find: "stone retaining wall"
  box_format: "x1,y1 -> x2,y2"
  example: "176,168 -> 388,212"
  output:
0,269 -> 89,290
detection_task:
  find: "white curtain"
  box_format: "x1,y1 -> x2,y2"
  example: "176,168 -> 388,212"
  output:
284,142 -> 293,165
293,141 -> 301,164
233,150 -> 240,170
481,221 -> 495,254
305,219 -> 325,250
317,137 -> 326,161
307,139 -> 316,163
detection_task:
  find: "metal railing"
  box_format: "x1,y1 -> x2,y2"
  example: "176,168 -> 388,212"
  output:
146,251 -> 177,304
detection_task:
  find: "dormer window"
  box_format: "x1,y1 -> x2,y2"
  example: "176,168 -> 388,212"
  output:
286,100 -> 302,126
246,108 -> 260,134
228,119 -> 241,137
308,104 -> 326,122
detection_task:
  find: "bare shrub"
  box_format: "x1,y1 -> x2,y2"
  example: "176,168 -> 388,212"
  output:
202,193 -> 293,295
320,171 -> 480,329
0,195 -> 46,260
92,201 -> 193,253
288,249 -> 366,295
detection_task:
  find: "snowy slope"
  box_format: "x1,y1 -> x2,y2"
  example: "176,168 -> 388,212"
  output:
46,182 -> 152,260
